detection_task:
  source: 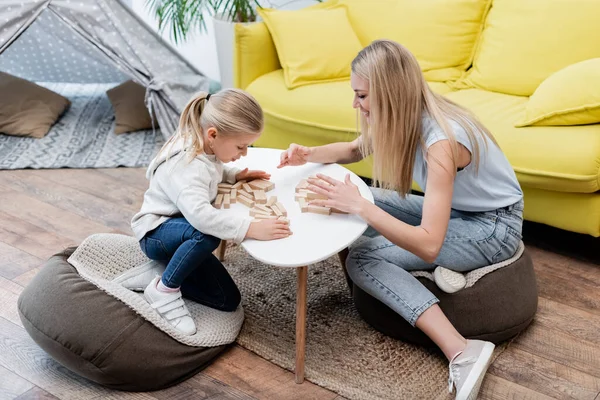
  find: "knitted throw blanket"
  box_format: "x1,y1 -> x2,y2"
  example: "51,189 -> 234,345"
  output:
67,233 -> 244,347
409,240 -> 526,285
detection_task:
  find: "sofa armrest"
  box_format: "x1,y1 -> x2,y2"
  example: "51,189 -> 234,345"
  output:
234,22 -> 281,90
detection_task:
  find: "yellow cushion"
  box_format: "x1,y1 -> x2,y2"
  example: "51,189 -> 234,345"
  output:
234,22 -> 281,89
340,0 -> 491,82
458,0 -> 600,96
516,58 -> 600,127
257,4 -> 363,89
444,89 -> 600,193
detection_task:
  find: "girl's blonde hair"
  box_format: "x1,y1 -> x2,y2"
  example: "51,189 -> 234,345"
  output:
160,88 -> 263,160
352,39 -> 497,195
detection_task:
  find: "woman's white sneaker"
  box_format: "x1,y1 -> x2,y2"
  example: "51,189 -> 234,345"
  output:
448,339 -> 495,400
434,266 -> 467,294
144,277 -> 197,336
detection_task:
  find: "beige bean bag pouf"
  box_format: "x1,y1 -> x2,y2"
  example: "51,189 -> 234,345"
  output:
17,234 -> 244,391
347,242 -> 538,346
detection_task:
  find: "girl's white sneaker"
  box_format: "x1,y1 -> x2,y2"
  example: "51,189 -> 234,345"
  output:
144,277 -> 196,336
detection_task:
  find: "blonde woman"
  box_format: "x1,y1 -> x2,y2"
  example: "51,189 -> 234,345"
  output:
278,40 -> 523,399
131,89 -> 292,336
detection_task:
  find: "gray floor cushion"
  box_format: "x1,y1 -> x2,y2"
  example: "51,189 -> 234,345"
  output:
17,248 -> 229,391
346,248 -> 538,346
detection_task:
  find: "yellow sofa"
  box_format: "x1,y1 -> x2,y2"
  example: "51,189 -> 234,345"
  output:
234,0 -> 600,237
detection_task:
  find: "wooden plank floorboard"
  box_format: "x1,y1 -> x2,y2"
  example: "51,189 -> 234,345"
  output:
16,169 -> 144,210
203,346 -> 339,400
512,321 -> 600,378
14,386 -> 60,400
0,364 -> 35,399
0,276 -> 24,328
535,297 -> 600,345
0,242 -> 41,281
0,190 -> 122,243
535,268 -> 600,316
488,346 -> 600,399
2,171 -> 138,233
0,212 -> 75,260
479,375 -> 554,400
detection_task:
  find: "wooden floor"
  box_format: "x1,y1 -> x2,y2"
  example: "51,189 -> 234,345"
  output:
0,167 -> 599,400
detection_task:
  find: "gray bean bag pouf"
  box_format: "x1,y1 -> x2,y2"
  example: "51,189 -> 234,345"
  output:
18,234 -> 244,392
345,242 -> 538,347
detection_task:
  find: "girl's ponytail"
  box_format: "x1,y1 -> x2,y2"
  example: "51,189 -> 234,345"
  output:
177,91 -> 210,159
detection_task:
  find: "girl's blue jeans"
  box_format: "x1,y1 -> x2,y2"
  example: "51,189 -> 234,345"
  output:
346,188 -> 524,327
139,217 -> 241,312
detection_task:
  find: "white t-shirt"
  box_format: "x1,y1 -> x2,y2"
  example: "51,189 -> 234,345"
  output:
412,114 -> 523,212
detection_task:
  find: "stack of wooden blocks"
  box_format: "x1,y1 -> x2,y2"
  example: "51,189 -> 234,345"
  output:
214,179 -> 289,223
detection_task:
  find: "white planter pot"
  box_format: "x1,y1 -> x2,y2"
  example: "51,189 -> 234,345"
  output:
212,13 -> 245,89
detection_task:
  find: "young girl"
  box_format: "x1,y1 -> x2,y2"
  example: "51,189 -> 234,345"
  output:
131,89 -> 292,336
278,40 -> 523,399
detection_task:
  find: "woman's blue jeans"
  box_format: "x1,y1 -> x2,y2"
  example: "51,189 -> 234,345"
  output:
346,188 -> 524,326
140,217 -> 241,312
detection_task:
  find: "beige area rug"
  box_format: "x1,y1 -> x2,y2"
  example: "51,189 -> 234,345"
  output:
222,243 -> 508,400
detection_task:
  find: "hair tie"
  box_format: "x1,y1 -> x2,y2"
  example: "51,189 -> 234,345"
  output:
206,93 -> 211,101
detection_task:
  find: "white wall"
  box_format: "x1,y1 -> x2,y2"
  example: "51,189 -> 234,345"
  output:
129,0 -> 319,84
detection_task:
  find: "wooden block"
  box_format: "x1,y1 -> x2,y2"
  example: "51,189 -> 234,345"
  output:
254,213 -> 278,220
275,201 -> 287,216
214,193 -> 224,209
218,187 -> 231,194
295,192 -> 308,201
250,208 -> 271,217
278,216 -> 290,223
230,189 -> 237,203
306,191 -> 328,200
237,195 -> 255,208
254,190 -> 267,204
331,207 -> 348,214
307,205 -> 331,215
255,204 -> 273,214
232,180 -> 245,189
271,204 -> 283,217
298,198 -> 308,213
296,179 -> 309,192
266,196 -> 277,207
248,180 -> 268,190
238,189 -> 254,199
249,179 -> 275,192
223,194 -> 230,209
263,181 -> 275,192
218,183 -> 233,189
242,183 -> 253,193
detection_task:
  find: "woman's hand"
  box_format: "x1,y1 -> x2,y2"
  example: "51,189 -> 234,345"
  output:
277,143 -> 312,168
236,168 -> 270,182
246,219 -> 292,240
307,173 -> 367,215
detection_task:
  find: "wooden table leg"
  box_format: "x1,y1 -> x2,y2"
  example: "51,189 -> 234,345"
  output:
216,240 -> 227,261
295,265 -> 308,384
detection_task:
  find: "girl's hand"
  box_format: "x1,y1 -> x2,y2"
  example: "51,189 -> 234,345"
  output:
246,219 -> 292,241
236,168 -> 270,182
307,173 -> 367,215
277,143 -> 312,168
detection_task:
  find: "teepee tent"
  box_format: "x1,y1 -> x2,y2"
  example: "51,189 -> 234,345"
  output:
0,0 -> 215,138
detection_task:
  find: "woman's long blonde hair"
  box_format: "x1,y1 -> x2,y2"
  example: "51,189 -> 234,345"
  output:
159,88 -> 263,161
352,39 -> 497,195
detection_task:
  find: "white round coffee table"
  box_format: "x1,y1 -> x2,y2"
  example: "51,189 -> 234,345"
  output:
219,147 -> 374,383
